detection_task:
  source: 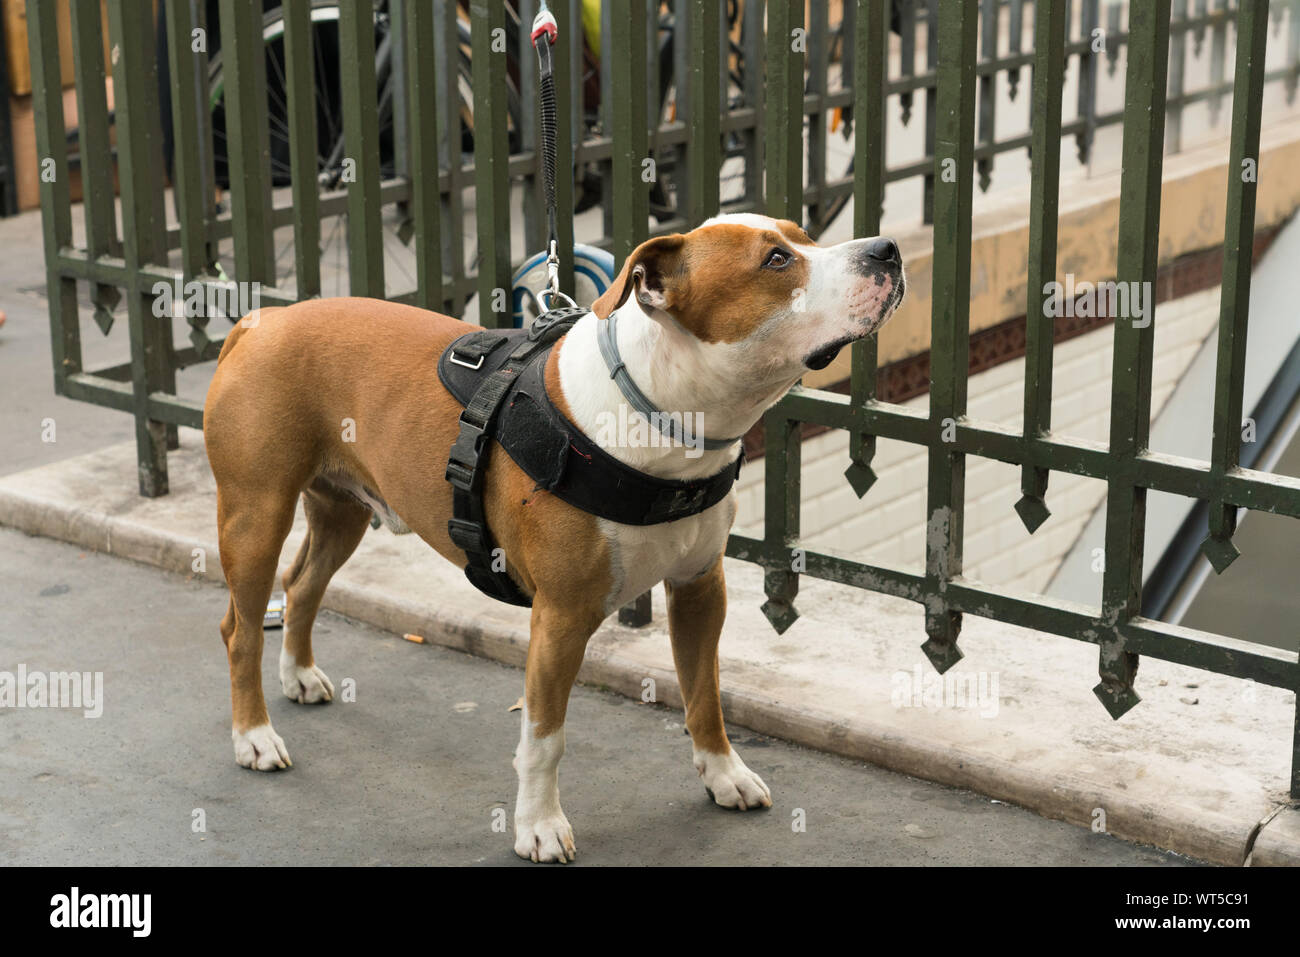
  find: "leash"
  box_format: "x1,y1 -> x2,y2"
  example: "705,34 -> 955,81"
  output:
530,3 -> 576,312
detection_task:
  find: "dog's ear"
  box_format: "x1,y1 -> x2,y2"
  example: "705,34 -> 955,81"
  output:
592,234 -> 687,318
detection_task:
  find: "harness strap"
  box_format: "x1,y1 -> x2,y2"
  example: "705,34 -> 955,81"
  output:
443,309 -> 583,606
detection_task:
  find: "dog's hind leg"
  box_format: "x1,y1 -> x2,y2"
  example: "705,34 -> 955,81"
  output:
216,484 -> 298,770
666,556 -> 772,811
278,480 -> 372,704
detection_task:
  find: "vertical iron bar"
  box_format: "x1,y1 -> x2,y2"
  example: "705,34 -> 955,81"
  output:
390,0 -> 410,190
922,1 -> 938,223
1076,0 -> 1099,164
218,0 -> 274,286
921,0 -> 978,673
405,0 -> 443,309
340,0 -> 385,298
760,409 -> 802,634
70,0 -> 121,336
611,0 -> 651,627
470,0 -> 510,325
977,0 -> 997,192
845,0 -> 887,501
1168,0 -> 1188,154
741,0 -> 764,208
765,0 -> 803,221
1016,0 -> 1067,536
1201,0 -> 1269,575
109,0 -> 171,495
1008,0 -> 1026,98
1209,0 -> 1228,125
27,0 -> 81,391
899,0 -> 916,124
807,0 -> 828,221
164,0 -> 218,360
610,0 -> 648,264
435,0 -> 466,315
1097,0 -> 1172,718
600,0 -> 615,239
687,0 -> 721,224
284,0 -> 322,299
554,0 -> 577,296
518,0 -> 544,257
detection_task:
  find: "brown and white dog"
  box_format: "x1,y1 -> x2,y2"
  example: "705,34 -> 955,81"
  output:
203,213 -> 904,862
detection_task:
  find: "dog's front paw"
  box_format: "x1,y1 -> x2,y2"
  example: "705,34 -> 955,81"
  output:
695,749 -> 772,810
514,814 -> 577,863
232,723 -> 291,770
280,649 -> 334,704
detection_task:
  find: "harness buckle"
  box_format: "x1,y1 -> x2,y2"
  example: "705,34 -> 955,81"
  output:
446,417 -> 489,491
448,351 -> 486,371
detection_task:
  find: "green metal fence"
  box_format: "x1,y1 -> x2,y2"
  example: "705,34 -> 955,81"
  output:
27,0 -> 1300,798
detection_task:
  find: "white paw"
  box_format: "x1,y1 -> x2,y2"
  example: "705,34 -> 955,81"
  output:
232,723 -> 291,771
695,748 -> 772,810
514,813 -> 577,863
280,648 -> 334,704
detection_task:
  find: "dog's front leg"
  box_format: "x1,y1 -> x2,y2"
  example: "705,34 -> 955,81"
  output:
513,598 -> 601,863
666,556 -> 772,811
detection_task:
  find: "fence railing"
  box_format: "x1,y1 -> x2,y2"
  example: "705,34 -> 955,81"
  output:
27,0 -> 1300,798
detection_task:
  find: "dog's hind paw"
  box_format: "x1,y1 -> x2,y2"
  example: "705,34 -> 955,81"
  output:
514,815 -> 577,863
233,723 -> 291,771
695,748 -> 772,811
280,650 -> 335,704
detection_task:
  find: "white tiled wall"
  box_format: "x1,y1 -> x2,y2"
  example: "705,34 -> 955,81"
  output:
733,287 -> 1223,594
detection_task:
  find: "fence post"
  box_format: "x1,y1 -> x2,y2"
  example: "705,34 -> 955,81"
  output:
1097,0 -> 1173,718
765,0 -> 803,221
106,0 -> 174,494
845,0 -> 887,500
217,0 -> 274,287
921,0 -> 978,673
611,0 -> 651,627
26,0 -> 80,398
70,0 -> 121,335
1016,0 -> 1067,535
405,0 -> 442,310
471,0 -> 511,326
284,0 -> 323,300
340,0 -> 385,298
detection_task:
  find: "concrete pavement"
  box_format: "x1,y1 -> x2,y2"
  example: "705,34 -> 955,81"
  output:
0,526 -> 1195,867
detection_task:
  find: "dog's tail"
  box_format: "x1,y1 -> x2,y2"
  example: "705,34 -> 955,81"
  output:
217,307 -> 280,365
217,320 -> 251,365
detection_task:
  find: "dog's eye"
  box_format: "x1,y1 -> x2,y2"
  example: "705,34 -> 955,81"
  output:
763,248 -> 792,269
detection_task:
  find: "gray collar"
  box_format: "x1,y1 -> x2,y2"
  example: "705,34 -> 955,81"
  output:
596,312 -> 745,452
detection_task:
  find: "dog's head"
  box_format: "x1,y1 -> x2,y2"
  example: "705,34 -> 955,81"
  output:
591,213 -> 905,385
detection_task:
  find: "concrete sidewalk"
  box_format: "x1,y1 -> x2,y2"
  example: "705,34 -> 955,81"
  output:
0,433 -> 1296,866
0,526 -> 1196,866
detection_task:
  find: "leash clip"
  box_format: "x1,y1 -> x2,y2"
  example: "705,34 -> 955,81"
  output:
537,238 -> 577,313
531,5 -> 558,46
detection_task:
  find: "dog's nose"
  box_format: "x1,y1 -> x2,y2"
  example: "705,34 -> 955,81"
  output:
864,238 -> 900,264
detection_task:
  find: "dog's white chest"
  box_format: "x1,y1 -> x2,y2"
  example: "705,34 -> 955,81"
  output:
598,492 -> 736,613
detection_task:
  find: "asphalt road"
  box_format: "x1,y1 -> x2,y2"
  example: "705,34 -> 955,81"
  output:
0,526 -> 1196,866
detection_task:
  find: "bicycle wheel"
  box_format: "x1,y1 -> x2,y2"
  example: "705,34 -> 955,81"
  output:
203,1 -> 522,293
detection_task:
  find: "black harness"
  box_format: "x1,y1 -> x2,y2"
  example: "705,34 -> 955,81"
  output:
439,308 -> 743,606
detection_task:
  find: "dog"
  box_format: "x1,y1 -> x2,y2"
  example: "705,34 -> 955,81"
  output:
203,212 -> 904,862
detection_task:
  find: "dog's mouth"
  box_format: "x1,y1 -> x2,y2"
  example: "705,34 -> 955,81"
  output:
804,336 -> 857,371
